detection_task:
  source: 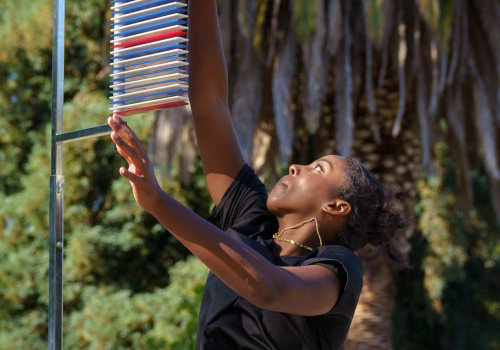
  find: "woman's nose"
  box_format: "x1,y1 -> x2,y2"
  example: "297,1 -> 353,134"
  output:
289,164 -> 301,176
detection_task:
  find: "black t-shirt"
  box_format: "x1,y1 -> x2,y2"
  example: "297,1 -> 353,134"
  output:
196,164 -> 363,350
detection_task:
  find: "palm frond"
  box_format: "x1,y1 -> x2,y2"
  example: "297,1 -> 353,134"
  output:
301,0 -> 328,133
272,30 -> 297,163
362,0 -> 381,143
335,0 -> 354,156
391,6 -> 407,137
327,0 -> 343,55
376,1 -> 396,88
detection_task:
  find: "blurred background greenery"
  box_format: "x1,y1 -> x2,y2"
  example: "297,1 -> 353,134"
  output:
0,0 -> 499,349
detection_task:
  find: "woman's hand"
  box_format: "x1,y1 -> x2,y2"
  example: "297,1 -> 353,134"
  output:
108,114 -> 163,212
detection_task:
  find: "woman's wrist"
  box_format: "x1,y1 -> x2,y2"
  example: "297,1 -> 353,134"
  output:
143,186 -> 168,215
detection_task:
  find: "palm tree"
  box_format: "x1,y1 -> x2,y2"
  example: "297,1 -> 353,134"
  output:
150,0 -> 500,348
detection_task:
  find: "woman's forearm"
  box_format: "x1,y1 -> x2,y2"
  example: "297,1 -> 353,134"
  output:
149,190 -> 280,307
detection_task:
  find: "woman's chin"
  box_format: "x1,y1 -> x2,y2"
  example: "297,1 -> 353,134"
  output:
266,195 -> 279,214
266,193 -> 287,216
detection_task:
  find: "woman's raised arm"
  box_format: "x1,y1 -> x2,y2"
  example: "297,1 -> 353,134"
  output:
188,0 -> 244,205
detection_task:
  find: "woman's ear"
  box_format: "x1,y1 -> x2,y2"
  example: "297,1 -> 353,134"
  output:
322,199 -> 351,217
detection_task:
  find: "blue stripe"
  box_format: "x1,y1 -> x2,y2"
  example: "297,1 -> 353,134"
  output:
110,89 -> 188,104
111,43 -> 186,60
112,0 -> 177,15
110,67 -> 187,82
110,78 -> 188,93
110,78 -> 181,93
111,19 -> 186,38
111,55 -> 186,71
111,7 -> 186,27
111,0 -> 136,4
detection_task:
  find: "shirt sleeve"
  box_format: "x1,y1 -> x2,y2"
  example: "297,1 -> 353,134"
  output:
211,164 -> 277,234
302,245 -> 363,317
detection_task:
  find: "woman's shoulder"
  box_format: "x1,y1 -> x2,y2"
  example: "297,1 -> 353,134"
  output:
310,245 -> 362,264
211,164 -> 273,232
303,245 -> 364,316
303,245 -> 363,285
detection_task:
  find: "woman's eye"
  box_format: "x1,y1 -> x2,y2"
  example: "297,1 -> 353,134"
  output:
314,164 -> 323,172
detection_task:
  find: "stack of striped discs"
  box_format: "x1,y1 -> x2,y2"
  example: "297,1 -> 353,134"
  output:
109,0 -> 189,116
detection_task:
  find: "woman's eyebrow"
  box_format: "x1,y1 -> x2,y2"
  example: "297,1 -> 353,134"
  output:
318,158 -> 333,170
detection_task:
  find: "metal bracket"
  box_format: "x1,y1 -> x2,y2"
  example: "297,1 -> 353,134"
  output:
56,124 -> 112,144
56,175 -> 65,194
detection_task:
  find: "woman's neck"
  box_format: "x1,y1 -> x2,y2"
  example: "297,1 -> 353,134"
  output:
273,216 -> 324,256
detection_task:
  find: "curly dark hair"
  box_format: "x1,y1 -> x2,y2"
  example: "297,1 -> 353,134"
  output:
334,157 -> 408,267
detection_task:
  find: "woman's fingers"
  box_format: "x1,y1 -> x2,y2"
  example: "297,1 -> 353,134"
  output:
119,166 -> 143,183
110,114 -> 148,161
111,130 -> 146,176
114,138 -> 134,167
108,115 -> 163,212
108,116 -> 144,165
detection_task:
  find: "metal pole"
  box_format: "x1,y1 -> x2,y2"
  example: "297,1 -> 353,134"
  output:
49,0 -> 65,348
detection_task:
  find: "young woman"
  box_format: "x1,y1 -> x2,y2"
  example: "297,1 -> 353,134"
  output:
108,1 -> 405,349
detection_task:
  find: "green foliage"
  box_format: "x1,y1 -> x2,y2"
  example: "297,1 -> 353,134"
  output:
364,0 -> 386,45
393,142 -> 500,350
64,256 -> 208,350
0,0 -> 52,61
436,0 -> 454,49
0,5 -> 52,193
0,0 -> 210,348
416,173 -> 467,301
416,0 -> 440,31
393,233 -> 445,350
415,0 -> 455,49
291,0 -> 319,40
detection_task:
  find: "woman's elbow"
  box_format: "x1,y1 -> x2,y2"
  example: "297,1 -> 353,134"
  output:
189,83 -> 227,105
248,278 -> 285,311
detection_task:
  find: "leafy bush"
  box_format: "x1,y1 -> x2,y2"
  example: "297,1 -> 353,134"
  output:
65,256 -> 208,350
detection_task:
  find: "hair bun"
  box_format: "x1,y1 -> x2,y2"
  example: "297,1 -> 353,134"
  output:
334,158 -> 408,268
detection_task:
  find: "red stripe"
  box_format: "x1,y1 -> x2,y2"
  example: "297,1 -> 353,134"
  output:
111,30 -> 187,49
110,101 -> 188,116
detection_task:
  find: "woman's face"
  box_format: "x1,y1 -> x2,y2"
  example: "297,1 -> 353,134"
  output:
267,155 -> 350,217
